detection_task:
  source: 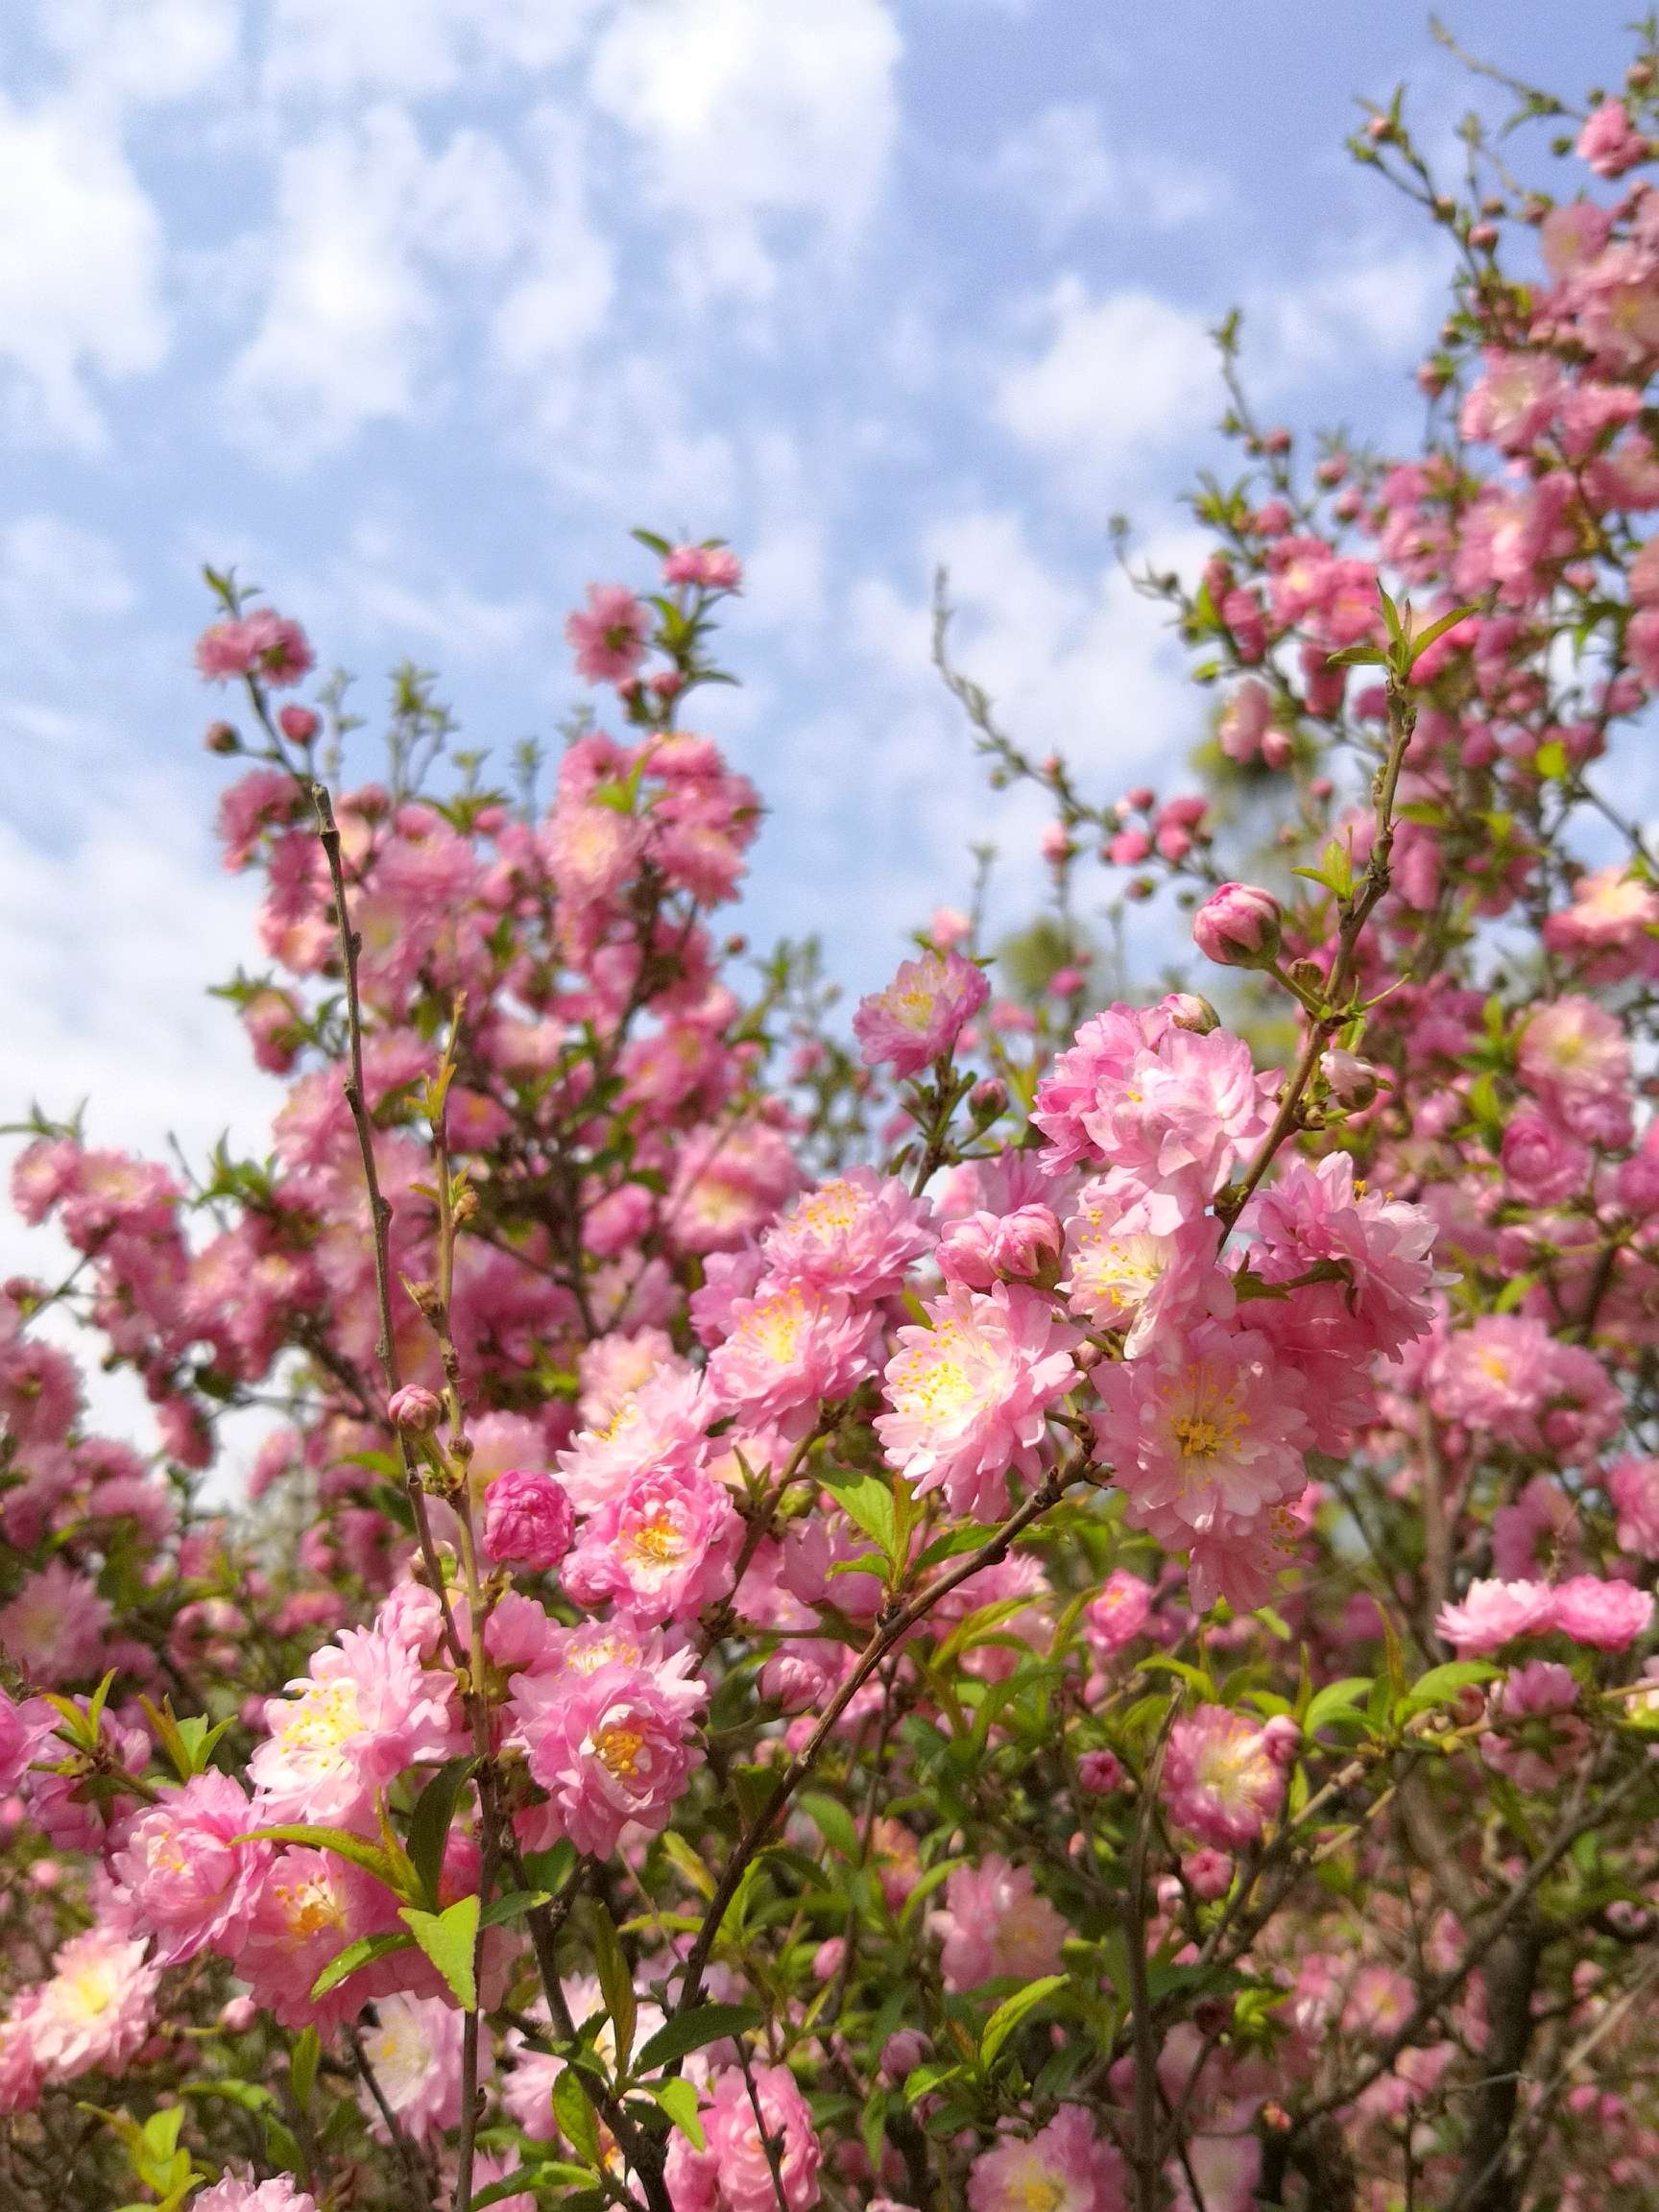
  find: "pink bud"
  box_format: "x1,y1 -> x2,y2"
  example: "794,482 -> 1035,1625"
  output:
1077,1748 -> 1125,1795
760,1651 -> 831,1714
1192,882 -> 1283,969
388,1384 -> 442,1434
1261,728 -> 1293,771
277,704 -> 320,744
1183,1848 -> 1233,1900
1320,1048 -> 1380,1109
1166,993 -> 1220,1034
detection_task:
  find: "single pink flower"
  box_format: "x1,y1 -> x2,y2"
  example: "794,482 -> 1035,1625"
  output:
854,950 -> 989,1077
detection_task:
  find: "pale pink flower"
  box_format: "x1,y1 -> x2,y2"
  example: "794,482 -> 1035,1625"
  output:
0,1692 -> 55,1794
933,1856 -> 1067,1992
705,1279 -> 878,1434
1551,1575 -> 1653,1650
1609,1455 -> 1659,1558
1491,1476 -> 1578,1581
195,2177 -> 319,2212
666,2062 -> 821,2212
1245,1151 -> 1440,1360
249,1617 -> 459,1827
1518,997 -> 1634,1148
511,1653 -> 705,1858
565,583 -> 650,685
1084,1570 -> 1154,1656
0,1558 -> 113,1683
970,2106 -> 1126,2212
853,950 -> 989,1078
1031,1003 -> 1172,1175
1091,1319 -> 1311,1564
562,1464 -> 742,1625
663,544 -> 743,590
1162,1706 -> 1288,1850
1061,1184 -> 1230,1352
1500,1110 -> 1591,1205
759,1167 -> 933,1300
877,1282 -> 1079,1519
558,1368 -> 709,1515
357,1993 -> 464,2144
1577,98 -> 1649,177
1482,1660 -> 1587,1791
1435,1577 -> 1555,1656
109,1771 -> 272,1966
26,1926 -> 159,2081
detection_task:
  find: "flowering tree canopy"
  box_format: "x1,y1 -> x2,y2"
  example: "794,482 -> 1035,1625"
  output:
9,28 -> 1659,2212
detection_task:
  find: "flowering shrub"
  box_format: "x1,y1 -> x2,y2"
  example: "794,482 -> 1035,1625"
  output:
9,32 -> 1659,2212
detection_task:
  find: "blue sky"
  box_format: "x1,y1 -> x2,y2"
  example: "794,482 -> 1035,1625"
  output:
0,0 -> 1644,1197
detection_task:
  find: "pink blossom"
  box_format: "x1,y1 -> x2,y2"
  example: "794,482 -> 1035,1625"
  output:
483,1468 -> 576,1571
663,544 -> 743,590
1577,98 -> 1649,178
1435,1577 -> 1555,1656
1500,1110 -> 1592,1205
356,1994 -> 464,2144
109,1772 -> 271,1966
969,2106 -> 1126,2212
249,1615 -> 459,1827
558,1368 -> 709,1515
705,1281 -> 878,1436
1245,1150 -> 1440,1360
195,2179 -> 319,2212
665,2063 -> 821,2212
25,1926 -> 159,2081
1518,997 -> 1634,1148
1609,1455 -> 1659,1558
934,1855 -> 1067,1992
511,1653 -> 705,1858
1061,1183 -> 1231,1352
235,1847 -> 376,2029
760,1168 -> 933,1300
1084,1570 -> 1154,1656
1091,1320 -> 1311,1586
853,950 -> 989,1077
1162,1705 -> 1288,1850
562,1463 -> 742,1625
565,583 -> 650,685
938,1204 -> 1063,1290
1482,1661 -> 1587,1791
0,1693 -> 55,1794
0,1557 -> 113,1683
1551,1575 -> 1653,1651
877,1281 -> 1078,1518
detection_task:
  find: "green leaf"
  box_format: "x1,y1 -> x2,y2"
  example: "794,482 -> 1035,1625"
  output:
799,1791 -> 862,1862
1406,599 -> 1482,667
289,2026 -> 321,2114
650,2076 -> 706,2150
979,1973 -> 1069,2071
1398,1661 -> 1499,1718
406,1757 -> 474,1910
310,1929 -> 417,2001
481,1887 -> 552,1931
634,2003 -> 763,2076
1326,642 -> 1387,667
553,2067 -> 603,2165
820,1468 -> 900,1562
1304,1678 -> 1373,1734
398,1893 -> 480,2011
238,1824 -> 413,1898
591,1903 -> 637,2076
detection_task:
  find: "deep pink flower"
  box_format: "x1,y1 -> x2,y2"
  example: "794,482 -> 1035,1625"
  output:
1084,1570 -> 1154,1657
1500,1110 -> 1591,1205
1246,1150 -> 1439,1361
511,1654 -> 705,1858
249,1615 -> 459,1827
562,1463 -> 742,1625
877,1281 -> 1078,1518
853,950 -> 989,1077
483,1468 -> 577,1572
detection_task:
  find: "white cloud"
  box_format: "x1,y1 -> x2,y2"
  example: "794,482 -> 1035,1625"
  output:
0,95 -> 170,445
588,0 -> 902,300
262,0 -> 597,102
314,517 -> 542,661
995,279 -> 1221,496
40,0 -> 238,106
995,103 -> 1223,241
224,105 -> 526,463
0,519 -> 135,667
490,111 -> 614,380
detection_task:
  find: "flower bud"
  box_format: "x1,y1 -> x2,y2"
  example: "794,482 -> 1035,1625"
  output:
1320,1047 -> 1380,1110
1076,1748 -> 1125,1794
1192,882 -> 1284,969
204,721 -> 241,755
969,1077 -> 1008,1123
1166,992 -> 1220,1034
277,704 -> 320,745
387,1383 -> 442,1434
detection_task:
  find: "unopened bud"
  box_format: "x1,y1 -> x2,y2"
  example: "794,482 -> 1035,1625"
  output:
204,721 -> 241,755
388,1384 -> 442,1434
1321,1047 -> 1380,1109
1166,993 -> 1220,1035
1192,881 -> 1283,970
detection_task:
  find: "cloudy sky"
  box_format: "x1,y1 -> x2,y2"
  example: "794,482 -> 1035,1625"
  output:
0,0 -> 1642,1194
